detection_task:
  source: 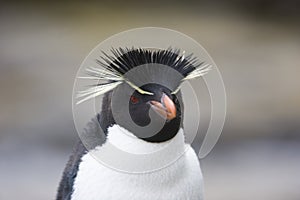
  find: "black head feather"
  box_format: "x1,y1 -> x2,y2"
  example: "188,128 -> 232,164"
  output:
77,47 -> 211,105
97,47 -> 203,79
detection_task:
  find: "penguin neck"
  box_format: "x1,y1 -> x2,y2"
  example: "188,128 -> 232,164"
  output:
106,124 -> 185,155
90,124 -> 187,173
91,125 -> 189,173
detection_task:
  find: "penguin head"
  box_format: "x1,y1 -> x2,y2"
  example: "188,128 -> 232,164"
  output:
77,47 -> 211,143
128,83 -> 182,142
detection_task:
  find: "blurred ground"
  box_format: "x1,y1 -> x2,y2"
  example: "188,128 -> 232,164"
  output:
0,1 -> 300,200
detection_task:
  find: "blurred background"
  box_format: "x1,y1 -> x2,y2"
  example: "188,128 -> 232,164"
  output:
0,1 -> 300,199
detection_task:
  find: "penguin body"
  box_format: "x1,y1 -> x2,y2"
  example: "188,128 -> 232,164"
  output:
57,119 -> 204,200
71,125 -> 203,200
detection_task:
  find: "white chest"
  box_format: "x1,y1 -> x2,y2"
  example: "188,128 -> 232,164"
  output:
71,125 -> 204,200
71,146 -> 203,200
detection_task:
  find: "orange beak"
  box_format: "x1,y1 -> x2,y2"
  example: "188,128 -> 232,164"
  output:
150,93 -> 177,120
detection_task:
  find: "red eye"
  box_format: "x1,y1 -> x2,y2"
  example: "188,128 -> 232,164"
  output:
130,96 -> 139,104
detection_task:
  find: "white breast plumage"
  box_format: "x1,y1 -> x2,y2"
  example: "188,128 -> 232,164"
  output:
71,125 -> 204,200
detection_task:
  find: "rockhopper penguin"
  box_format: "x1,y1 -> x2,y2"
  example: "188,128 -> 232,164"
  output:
56,48 -> 211,200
